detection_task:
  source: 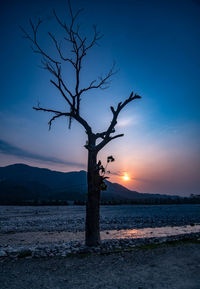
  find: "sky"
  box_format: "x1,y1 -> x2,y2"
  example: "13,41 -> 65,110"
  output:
0,0 -> 200,196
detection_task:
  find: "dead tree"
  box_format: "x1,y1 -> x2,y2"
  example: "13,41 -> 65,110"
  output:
21,1 -> 141,246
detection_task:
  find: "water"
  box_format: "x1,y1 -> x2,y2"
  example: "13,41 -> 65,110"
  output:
0,205 -> 199,247
101,224 -> 200,240
0,224 -> 199,247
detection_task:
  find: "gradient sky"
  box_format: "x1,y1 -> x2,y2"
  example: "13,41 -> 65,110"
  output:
0,0 -> 200,196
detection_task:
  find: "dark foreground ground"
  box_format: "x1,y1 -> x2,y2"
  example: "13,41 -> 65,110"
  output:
0,241 -> 200,289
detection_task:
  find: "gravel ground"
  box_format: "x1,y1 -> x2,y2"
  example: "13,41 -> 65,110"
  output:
0,241 -> 200,289
0,205 -> 200,288
1,204 -> 200,233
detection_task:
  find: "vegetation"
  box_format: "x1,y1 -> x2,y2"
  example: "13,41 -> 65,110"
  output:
1,196 -> 200,206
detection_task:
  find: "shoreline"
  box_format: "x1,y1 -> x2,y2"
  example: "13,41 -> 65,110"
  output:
0,231 -> 199,259
1,204 -> 199,259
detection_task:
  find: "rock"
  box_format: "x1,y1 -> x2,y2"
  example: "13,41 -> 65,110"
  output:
0,250 -> 7,257
8,249 -> 18,258
25,255 -> 32,259
18,249 -> 32,258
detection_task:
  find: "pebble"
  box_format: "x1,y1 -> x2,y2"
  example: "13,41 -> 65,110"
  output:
1,232 -> 199,260
1,210 -> 200,234
0,250 -> 7,257
0,206 -> 200,259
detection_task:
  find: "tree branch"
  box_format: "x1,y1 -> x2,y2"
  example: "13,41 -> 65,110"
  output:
41,58 -> 74,105
48,32 -> 76,68
50,79 -> 74,108
33,104 -> 92,135
109,134 -> 124,141
79,63 -> 117,96
96,92 -> 141,151
33,105 -> 72,129
95,128 -> 115,140
20,19 -> 60,65
23,1 -> 141,150
84,25 -> 104,52
72,112 -> 92,135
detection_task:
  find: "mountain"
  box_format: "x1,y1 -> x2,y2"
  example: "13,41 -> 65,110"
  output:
0,163 -> 86,190
0,163 -> 180,204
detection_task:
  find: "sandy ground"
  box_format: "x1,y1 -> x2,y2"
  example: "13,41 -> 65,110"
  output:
0,241 -> 200,289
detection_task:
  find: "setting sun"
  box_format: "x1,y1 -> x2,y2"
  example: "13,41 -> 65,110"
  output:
122,173 -> 130,181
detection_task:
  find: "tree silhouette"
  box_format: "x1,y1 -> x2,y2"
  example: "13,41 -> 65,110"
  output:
21,1 -> 141,246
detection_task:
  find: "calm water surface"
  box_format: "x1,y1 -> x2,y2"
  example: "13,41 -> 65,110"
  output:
101,224 -> 200,240
0,224 -> 199,247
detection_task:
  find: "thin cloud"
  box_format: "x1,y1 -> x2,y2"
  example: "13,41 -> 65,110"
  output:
109,170 -> 154,183
0,139 -> 85,168
108,171 -> 122,176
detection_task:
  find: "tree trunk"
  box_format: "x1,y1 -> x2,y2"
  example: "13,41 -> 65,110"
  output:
85,149 -> 101,246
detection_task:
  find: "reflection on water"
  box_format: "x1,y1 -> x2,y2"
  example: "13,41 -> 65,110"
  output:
1,224 -> 199,247
101,224 -> 200,240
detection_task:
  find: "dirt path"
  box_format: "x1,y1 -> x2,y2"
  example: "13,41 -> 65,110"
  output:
0,241 -> 200,289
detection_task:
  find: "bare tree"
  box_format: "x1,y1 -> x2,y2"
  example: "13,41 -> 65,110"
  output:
21,1 -> 141,246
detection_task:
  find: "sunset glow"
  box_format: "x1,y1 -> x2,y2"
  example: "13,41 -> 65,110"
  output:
122,173 -> 130,181
0,0 -> 199,196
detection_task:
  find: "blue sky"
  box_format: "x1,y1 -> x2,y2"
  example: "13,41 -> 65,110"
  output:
0,0 -> 200,195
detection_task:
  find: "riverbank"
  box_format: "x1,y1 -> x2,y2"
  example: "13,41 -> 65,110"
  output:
1,204 -> 200,259
1,204 -> 200,233
1,240 -> 200,289
0,231 -> 199,259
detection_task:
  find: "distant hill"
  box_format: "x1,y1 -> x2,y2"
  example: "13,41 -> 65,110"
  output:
0,163 -> 182,204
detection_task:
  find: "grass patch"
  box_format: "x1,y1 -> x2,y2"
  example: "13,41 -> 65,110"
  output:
58,237 -> 200,259
133,237 -> 200,251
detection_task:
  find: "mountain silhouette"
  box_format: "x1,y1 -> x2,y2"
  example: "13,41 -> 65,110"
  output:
0,163 -> 179,203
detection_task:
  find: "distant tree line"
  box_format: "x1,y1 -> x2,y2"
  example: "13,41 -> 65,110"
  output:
1,196 -> 200,206
74,197 -> 200,205
0,200 -> 70,206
